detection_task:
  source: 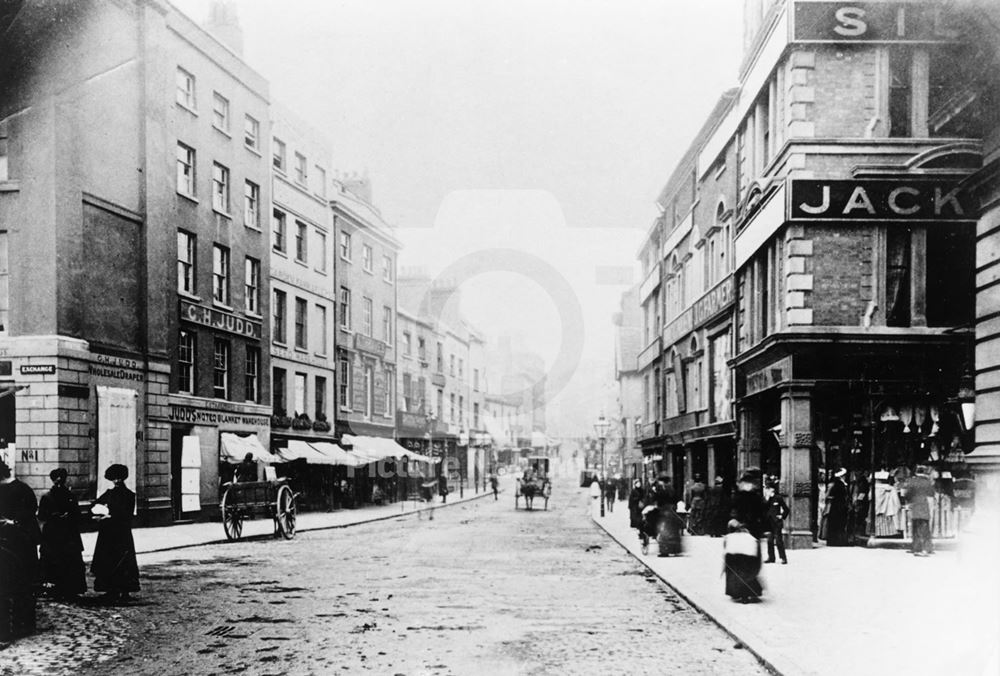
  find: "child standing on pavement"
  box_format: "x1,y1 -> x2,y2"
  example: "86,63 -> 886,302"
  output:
764,480 -> 790,564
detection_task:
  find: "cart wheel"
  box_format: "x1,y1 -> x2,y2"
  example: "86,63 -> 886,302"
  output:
275,485 -> 297,539
221,488 -> 243,541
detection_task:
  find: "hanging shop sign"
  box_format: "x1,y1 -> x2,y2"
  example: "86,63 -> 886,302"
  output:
354,333 -> 387,358
789,179 -> 973,222
180,300 -> 262,340
745,356 -> 793,397
792,2 -> 962,43
397,410 -> 427,431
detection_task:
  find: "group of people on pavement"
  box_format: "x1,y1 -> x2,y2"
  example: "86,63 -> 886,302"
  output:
0,459 -> 140,643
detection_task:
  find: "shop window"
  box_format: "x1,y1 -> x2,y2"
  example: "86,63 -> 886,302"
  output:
886,227 -> 911,327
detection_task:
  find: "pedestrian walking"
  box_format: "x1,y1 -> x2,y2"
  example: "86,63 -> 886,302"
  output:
723,519 -> 763,603
0,458 -> 40,641
38,468 -> 87,599
901,465 -> 935,556
589,475 -> 602,517
763,480 -> 789,564
604,478 -> 617,513
704,475 -> 730,537
687,474 -> 707,535
824,468 -> 850,546
489,474 -> 499,500
627,480 -> 645,530
438,472 -> 449,504
731,470 -> 766,539
91,464 -> 140,604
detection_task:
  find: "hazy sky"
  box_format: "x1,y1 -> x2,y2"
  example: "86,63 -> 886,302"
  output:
175,0 -> 744,434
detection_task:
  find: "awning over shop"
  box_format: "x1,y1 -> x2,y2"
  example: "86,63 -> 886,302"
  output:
341,434 -> 437,464
531,431 -> 552,448
309,441 -> 371,467
220,432 -> 282,464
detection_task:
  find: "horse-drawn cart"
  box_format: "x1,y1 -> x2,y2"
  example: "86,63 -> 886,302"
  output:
515,456 -> 552,510
220,479 -> 297,541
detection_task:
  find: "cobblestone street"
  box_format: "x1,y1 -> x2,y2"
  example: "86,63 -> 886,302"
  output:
2,479 -> 767,675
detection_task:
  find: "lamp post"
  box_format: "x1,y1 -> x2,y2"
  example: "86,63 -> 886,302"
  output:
594,414 -> 610,517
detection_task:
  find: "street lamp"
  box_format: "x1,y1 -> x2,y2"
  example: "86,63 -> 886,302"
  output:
594,414 -> 611,517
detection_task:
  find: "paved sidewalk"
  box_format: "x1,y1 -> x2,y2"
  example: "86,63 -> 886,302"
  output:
594,495 -> 1000,676
81,481 -> 504,559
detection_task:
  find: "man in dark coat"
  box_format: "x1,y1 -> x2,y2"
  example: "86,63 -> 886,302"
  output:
91,464 -> 140,604
0,458 -> 40,640
902,465 -> 936,556
38,468 -> 87,599
235,453 -> 258,483
763,480 -> 790,564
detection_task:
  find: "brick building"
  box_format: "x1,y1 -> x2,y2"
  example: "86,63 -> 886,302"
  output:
331,176 -> 400,446
0,0 -> 272,524
728,0 -> 985,548
631,0 -> 993,548
267,103 -> 337,456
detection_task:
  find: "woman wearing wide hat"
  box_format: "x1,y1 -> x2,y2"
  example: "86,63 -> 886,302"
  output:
824,468 -> 850,547
38,468 -> 87,599
91,464 -> 140,603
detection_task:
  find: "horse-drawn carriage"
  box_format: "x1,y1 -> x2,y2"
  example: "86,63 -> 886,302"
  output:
220,478 -> 297,541
515,456 -> 552,510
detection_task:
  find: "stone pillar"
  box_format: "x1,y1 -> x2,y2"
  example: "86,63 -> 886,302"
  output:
780,385 -> 814,549
706,440 -> 717,486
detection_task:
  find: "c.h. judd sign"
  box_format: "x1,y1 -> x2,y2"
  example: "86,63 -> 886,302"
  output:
789,179 -> 973,222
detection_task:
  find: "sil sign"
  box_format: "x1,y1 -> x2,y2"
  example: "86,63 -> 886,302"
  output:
793,2 -> 962,42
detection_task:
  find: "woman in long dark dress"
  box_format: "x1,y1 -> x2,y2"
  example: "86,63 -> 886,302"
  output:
723,519 -> 763,603
91,464 -> 140,603
652,478 -> 683,557
627,480 -> 645,530
824,468 -> 850,547
38,468 -> 86,599
0,458 -> 40,640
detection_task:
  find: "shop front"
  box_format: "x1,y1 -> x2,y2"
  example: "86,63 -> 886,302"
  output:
736,335 -> 974,549
165,395 -> 271,520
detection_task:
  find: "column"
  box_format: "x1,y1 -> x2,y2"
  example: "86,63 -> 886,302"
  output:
706,440 -> 717,486
780,385 -> 814,550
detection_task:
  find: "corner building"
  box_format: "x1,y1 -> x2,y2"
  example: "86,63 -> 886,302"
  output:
726,0 -> 985,547
0,1 -> 272,524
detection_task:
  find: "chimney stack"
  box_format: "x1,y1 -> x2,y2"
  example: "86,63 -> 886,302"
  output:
204,0 -> 244,56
